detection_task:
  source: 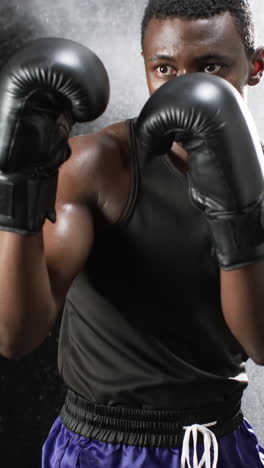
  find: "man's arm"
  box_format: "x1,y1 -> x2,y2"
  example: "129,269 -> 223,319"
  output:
0,139 -> 94,358
221,258 -> 264,365
0,123 -> 129,360
220,144 -> 264,365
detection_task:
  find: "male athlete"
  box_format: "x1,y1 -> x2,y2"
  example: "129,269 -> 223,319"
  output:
0,0 -> 264,466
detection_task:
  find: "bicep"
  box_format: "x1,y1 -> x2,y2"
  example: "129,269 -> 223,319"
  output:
44,200 -> 94,310
43,148 -> 95,309
44,199 -> 94,308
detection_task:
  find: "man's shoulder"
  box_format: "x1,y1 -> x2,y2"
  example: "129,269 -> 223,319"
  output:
69,120 -> 130,170
62,120 -> 132,206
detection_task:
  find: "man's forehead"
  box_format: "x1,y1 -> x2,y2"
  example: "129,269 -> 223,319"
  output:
143,12 -> 244,54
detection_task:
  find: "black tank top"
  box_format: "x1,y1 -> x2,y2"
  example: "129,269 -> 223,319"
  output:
58,118 -> 248,411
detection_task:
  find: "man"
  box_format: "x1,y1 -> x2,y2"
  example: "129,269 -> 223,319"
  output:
0,0 -> 264,467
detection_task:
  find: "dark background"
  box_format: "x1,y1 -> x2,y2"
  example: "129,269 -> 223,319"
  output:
0,1 -> 263,467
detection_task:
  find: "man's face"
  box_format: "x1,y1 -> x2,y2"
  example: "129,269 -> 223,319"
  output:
142,12 -> 258,97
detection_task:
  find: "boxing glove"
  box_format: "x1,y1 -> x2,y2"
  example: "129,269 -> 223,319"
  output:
136,73 -> 264,270
0,37 -> 109,234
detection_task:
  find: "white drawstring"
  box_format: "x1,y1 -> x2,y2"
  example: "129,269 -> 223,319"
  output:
180,420 -> 218,468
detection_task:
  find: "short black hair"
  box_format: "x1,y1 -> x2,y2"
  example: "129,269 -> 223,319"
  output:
141,0 -> 255,56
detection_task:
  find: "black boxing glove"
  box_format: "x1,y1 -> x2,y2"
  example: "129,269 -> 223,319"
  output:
136,73 -> 264,270
0,37 -> 109,234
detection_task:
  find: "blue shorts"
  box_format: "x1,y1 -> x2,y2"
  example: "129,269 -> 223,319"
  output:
42,416 -> 264,467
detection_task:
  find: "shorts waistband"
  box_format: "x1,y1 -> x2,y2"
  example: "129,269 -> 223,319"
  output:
60,389 -> 244,448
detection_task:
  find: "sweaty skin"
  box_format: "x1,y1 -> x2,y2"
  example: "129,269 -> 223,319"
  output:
0,12 -> 264,362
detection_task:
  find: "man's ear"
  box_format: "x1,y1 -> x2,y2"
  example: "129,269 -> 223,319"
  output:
248,46 -> 264,86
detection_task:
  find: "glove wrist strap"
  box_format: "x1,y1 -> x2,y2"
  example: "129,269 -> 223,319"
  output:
0,172 -> 58,235
207,199 -> 264,270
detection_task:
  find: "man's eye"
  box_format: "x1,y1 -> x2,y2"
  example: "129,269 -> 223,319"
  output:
156,65 -> 176,76
203,64 -> 222,74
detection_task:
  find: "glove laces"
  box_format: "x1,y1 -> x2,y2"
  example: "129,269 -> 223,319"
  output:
181,420 -> 218,468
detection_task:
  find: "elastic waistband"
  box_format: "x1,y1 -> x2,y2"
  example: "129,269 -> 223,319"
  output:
60,390 -> 244,448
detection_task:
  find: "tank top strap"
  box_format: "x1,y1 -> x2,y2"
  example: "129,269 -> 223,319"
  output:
118,118 -> 141,224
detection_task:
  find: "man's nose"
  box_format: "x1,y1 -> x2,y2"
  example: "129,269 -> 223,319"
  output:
177,68 -> 189,77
